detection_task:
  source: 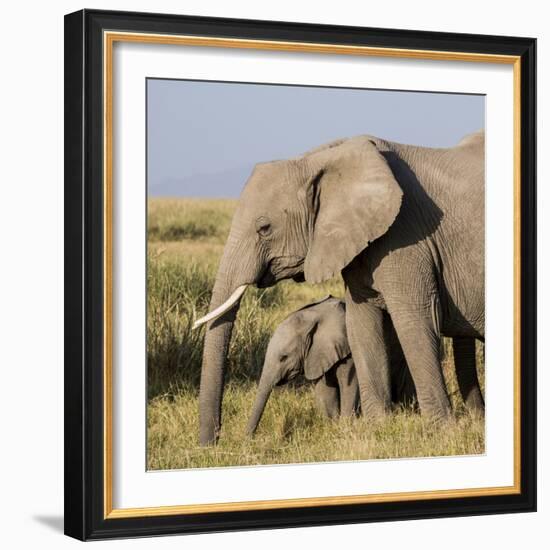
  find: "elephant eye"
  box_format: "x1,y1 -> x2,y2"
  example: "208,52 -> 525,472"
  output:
256,217 -> 272,237
279,354 -> 288,362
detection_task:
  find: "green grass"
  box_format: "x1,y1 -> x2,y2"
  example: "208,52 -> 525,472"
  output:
147,198 -> 485,470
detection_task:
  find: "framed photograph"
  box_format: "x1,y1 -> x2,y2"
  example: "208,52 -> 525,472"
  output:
64,9 -> 536,540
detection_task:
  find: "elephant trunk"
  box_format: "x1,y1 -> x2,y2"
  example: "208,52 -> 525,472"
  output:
246,387 -> 272,436
198,231 -> 261,446
246,380 -> 275,436
198,277 -> 242,445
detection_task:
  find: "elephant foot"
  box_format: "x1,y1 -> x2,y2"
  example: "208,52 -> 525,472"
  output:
360,400 -> 391,419
420,403 -> 454,425
465,396 -> 485,417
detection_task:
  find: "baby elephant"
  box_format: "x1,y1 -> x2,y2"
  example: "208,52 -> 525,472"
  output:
247,296 -> 360,436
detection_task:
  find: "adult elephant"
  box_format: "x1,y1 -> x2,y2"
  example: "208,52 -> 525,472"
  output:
194,131 -> 485,445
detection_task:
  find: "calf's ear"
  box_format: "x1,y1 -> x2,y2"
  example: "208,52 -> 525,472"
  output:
303,310 -> 351,381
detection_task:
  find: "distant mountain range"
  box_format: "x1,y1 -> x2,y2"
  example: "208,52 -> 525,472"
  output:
148,165 -> 254,198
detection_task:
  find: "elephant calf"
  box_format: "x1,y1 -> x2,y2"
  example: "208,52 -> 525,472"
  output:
246,296 -> 415,435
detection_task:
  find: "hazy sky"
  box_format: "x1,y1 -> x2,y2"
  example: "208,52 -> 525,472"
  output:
147,79 -> 484,198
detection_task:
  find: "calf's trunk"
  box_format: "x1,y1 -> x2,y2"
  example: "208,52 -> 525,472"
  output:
247,364 -> 280,436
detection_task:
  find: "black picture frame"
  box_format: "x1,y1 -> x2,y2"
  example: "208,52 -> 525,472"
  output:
64,8 -> 536,541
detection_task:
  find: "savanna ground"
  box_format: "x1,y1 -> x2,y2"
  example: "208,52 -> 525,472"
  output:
147,198 -> 485,470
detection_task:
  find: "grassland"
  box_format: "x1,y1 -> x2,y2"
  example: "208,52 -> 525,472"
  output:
147,198 -> 485,470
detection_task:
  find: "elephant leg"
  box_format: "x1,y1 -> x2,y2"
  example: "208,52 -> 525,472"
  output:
314,373 -> 340,419
452,337 -> 485,413
386,299 -> 452,421
335,357 -> 360,417
344,291 -> 392,417
384,317 -> 414,405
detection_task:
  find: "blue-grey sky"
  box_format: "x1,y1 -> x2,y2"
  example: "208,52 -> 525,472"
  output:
147,79 -> 484,198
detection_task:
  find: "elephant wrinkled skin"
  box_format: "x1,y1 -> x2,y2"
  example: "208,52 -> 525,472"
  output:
195,132 -> 485,445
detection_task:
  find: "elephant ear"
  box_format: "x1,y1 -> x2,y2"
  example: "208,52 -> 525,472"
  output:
302,303 -> 351,381
303,138 -> 403,284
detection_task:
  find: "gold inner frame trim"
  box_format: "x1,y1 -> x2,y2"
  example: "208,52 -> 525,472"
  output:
103,30 -> 522,520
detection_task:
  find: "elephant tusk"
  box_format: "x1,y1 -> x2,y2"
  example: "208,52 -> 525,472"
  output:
192,284 -> 248,329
